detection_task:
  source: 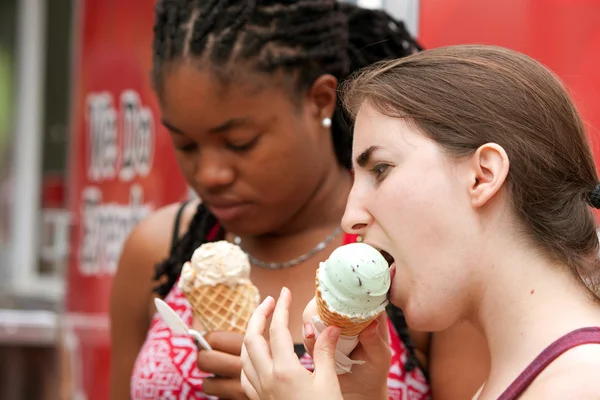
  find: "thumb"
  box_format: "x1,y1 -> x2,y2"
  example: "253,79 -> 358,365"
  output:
357,315 -> 391,364
312,325 -> 341,377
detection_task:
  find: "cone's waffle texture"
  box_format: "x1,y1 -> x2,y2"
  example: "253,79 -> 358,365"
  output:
315,268 -> 377,336
183,282 -> 260,334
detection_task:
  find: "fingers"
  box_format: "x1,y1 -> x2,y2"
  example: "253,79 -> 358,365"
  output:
302,298 -> 317,357
191,317 -> 205,333
356,317 -> 391,364
269,287 -> 297,366
241,369 -> 260,400
202,376 -> 248,399
302,322 -> 316,357
375,312 -> 390,344
197,348 -> 242,377
205,331 -> 245,356
240,344 -> 260,395
312,325 -> 341,380
243,296 -> 275,376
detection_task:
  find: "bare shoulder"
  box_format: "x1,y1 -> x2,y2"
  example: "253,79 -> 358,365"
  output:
110,199 -> 199,322
118,202 -> 185,278
109,200 -> 198,399
110,202 -> 185,319
522,344 -> 600,399
115,198 -> 200,283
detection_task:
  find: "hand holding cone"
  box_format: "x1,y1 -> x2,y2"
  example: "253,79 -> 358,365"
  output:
311,243 -> 391,374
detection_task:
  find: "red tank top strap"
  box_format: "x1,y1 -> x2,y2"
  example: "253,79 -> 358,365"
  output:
498,326 -> 600,400
207,223 -> 221,241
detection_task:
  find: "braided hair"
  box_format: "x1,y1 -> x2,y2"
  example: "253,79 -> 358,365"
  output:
151,0 -> 423,372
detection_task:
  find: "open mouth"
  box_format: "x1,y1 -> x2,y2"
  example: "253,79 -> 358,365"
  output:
379,250 -> 395,267
379,250 -> 395,301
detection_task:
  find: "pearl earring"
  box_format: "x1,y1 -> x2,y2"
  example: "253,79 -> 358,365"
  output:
321,117 -> 332,128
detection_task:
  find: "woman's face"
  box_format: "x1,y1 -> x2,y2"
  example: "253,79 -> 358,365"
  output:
159,63 -> 338,235
342,104 -> 484,331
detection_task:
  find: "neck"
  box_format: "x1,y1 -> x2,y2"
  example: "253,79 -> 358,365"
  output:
269,165 -> 352,237
471,240 -> 600,397
229,165 -> 351,267
231,164 -> 352,254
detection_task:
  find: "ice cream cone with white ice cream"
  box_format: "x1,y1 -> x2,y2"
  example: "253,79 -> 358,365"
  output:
178,241 -> 260,334
309,242 -> 391,374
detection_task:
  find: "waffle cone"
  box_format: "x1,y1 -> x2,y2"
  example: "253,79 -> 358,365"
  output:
183,282 -> 260,334
315,269 -> 377,337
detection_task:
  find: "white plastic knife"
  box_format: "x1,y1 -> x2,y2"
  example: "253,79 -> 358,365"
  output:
154,298 -> 212,350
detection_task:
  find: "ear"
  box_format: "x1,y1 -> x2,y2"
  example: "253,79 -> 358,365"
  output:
305,74 -> 338,123
468,143 -> 509,208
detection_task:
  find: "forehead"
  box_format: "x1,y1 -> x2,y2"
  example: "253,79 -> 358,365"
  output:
352,102 -> 446,168
159,62 -> 297,129
353,104 -> 412,151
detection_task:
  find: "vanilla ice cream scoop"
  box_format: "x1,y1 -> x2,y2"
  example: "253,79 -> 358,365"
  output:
179,241 -> 251,291
317,242 -> 391,317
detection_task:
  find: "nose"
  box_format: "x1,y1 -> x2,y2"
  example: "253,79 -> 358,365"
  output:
194,151 -> 235,191
341,184 -> 371,236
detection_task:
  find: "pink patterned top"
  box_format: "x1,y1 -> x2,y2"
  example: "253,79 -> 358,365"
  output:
131,233 -> 430,399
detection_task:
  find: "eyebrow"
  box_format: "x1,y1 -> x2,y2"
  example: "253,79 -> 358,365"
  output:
355,145 -> 381,168
161,117 -> 253,135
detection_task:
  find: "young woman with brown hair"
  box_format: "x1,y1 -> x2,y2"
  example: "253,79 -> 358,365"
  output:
242,44 -> 600,400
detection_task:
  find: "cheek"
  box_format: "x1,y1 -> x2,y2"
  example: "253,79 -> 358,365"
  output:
248,139 -> 303,184
377,169 -> 474,329
240,137 -> 319,201
373,177 -> 441,262
381,167 -> 472,262
174,153 -> 196,182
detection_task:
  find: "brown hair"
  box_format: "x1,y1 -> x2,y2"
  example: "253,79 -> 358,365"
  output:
341,44 -> 600,297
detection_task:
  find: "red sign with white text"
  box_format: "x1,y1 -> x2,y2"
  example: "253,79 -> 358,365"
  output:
63,1 -> 188,398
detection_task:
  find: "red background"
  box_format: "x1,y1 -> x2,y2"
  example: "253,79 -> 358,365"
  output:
65,0 -> 188,316
64,1 -> 187,398
419,0 -> 600,176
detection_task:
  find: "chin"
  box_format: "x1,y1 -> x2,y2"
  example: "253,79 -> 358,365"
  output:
401,297 -> 458,332
218,220 -> 259,236
218,216 -> 278,237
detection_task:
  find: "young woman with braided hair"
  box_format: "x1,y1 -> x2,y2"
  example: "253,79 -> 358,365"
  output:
109,1 -> 489,399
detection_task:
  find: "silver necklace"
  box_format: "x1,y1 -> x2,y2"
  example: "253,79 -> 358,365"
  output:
233,227 -> 343,269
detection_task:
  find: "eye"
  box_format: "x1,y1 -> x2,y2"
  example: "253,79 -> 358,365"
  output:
176,142 -> 198,153
370,163 -> 391,182
225,135 -> 261,152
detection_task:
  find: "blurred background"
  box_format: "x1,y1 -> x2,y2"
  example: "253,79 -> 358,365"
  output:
0,0 -> 598,399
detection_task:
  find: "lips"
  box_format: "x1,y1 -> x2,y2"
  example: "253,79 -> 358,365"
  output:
203,199 -> 252,222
